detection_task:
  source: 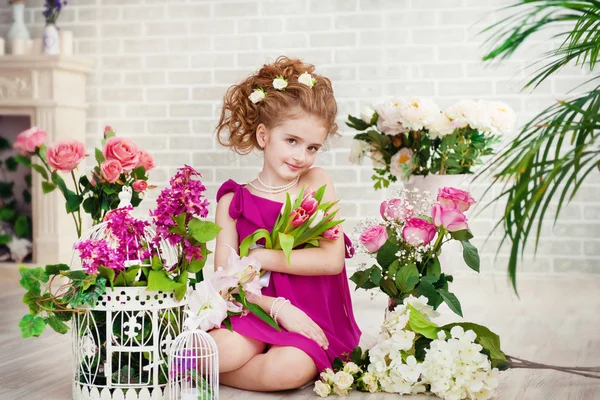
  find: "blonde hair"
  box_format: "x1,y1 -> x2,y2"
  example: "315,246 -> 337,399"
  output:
216,56 -> 338,155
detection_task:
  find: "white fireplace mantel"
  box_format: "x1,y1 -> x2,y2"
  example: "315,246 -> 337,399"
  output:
0,55 -> 93,265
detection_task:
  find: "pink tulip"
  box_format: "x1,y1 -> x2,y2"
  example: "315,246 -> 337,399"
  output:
46,139 -> 87,173
380,198 -> 413,221
300,192 -> 318,215
431,204 -> 469,232
13,127 -> 47,155
402,218 -> 437,246
437,187 -> 476,212
323,225 -> 340,240
103,136 -> 140,173
290,207 -> 309,227
136,149 -> 155,172
101,159 -> 123,183
132,179 -> 148,192
359,225 -> 388,253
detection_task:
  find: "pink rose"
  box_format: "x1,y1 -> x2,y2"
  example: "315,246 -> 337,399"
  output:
437,187 -> 476,212
104,126 -> 114,138
132,179 -> 148,192
46,139 -> 87,172
402,218 -> 437,246
13,127 -> 47,155
103,136 -> 140,173
359,225 -> 388,253
380,198 -> 413,221
290,207 -> 309,227
136,149 -> 155,172
300,192 -> 318,215
431,204 -> 469,232
101,159 -> 123,183
323,225 -> 340,240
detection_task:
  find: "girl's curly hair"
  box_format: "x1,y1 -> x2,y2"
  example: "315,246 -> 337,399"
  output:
216,56 -> 338,155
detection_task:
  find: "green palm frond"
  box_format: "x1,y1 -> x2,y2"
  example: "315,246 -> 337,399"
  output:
482,0 -> 600,89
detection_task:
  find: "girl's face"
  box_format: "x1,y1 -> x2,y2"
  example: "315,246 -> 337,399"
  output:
257,113 -> 328,183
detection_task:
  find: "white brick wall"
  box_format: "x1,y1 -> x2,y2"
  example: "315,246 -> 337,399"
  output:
1,0 -> 598,276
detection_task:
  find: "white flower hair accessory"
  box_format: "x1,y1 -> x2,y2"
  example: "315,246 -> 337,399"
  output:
298,72 -> 317,88
273,76 -> 288,90
248,87 -> 266,104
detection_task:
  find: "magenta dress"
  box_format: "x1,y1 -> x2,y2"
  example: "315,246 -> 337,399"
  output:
216,179 -> 361,372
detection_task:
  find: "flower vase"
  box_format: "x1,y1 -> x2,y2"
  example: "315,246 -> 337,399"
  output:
8,1 -> 30,53
43,23 -> 60,55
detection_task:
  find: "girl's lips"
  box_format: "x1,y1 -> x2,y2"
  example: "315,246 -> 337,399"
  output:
286,163 -> 301,171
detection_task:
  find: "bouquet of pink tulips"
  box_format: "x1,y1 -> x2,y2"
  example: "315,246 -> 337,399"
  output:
351,186 -> 480,317
239,185 -> 343,266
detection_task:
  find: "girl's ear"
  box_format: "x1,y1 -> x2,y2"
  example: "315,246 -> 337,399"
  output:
256,123 -> 268,149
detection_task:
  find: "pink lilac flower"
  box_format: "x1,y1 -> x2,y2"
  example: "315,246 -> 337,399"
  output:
105,206 -> 152,262
74,239 -> 124,274
149,165 -> 210,261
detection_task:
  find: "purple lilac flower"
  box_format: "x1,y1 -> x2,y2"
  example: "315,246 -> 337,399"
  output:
105,206 -> 152,262
149,165 -> 209,260
74,239 -> 124,274
169,350 -> 198,379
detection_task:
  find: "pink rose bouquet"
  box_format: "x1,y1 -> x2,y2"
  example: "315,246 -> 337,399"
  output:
13,125 -> 156,236
351,186 -> 481,318
239,185 -> 344,266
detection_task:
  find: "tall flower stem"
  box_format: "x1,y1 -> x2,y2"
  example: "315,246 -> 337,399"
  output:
70,170 -> 82,237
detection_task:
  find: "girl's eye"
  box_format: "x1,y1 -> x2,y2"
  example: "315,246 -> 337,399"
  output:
308,147 -> 318,153
287,138 -> 297,145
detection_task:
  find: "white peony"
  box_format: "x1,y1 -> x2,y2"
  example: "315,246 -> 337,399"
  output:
445,100 -> 480,129
376,98 -> 409,135
343,362 -> 361,375
313,380 -> 331,397
273,76 -> 288,90
397,97 -> 441,131
427,112 -> 455,139
360,106 -> 376,124
184,280 -> 228,331
333,371 -> 354,390
248,88 -> 265,104
298,72 -> 316,88
390,148 -> 414,179
486,100 -> 517,135
348,139 -> 369,165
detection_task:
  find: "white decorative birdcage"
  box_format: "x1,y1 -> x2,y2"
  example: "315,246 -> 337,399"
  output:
168,329 -> 219,400
70,188 -> 187,400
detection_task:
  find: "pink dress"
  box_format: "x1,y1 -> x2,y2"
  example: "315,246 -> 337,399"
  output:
216,179 -> 361,372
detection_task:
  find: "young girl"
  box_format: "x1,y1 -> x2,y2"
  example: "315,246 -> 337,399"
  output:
211,56 -> 361,392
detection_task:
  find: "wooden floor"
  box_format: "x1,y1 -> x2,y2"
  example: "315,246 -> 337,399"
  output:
1,263 -> 599,400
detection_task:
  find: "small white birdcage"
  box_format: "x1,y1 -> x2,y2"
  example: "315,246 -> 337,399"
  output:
70,186 -> 187,400
168,329 -> 219,400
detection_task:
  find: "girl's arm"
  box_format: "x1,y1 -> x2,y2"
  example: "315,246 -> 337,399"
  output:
213,192 -> 239,272
250,167 -> 346,276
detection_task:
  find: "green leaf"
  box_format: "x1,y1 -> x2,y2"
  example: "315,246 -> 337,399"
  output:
13,215 -> 30,238
0,208 -> 16,221
438,288 -> 463,317
376,241 -> 400,269
278,232 -> 294,266
380,277 -> 398,297
95,148 -> 105,164
44,263 -> 69,275
450,229 -> 473,241
407,305 -> 439,340
19,266 -> 49,293
41,181 -> 57,194
461,240 -> 480,272
97,266 -> 116,289
151,255 -> 163,271
19,314 -> 47,338
414,336 -> 433,362
22,291 -> 40,314
188,219 -> 222,243
174,282 -> 187,301
0,136 -> 12,150
173,213 -> 186,231
147,270 -> 179,292
222,317 -> 233,332
31,164 -> 48,180
395,263 -> 419,293
0,234 -> 11,245
65,192 -> 83,214
47,315 -> 69,334
5,157 -> 18,172
426,258 -> 441,277
370,267 -> 382,286
417,280 -> 441,308
51,171 -> 68,193
14,155 -> 32,167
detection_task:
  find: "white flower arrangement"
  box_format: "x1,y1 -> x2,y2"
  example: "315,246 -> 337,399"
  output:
248,87 -> 265,104
298,72 -> 317,88
273,75 -> 288,90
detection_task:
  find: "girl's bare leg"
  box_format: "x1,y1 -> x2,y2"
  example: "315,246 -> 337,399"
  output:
209,328 -> 266,373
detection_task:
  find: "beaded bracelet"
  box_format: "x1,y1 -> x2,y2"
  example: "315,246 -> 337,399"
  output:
273,299 -> 290,323
269,297 -> 286,319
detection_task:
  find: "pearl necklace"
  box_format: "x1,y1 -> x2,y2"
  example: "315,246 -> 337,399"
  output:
247,174 -> 299,194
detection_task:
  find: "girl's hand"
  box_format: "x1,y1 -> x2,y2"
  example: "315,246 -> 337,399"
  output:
276,302 -> 329,350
